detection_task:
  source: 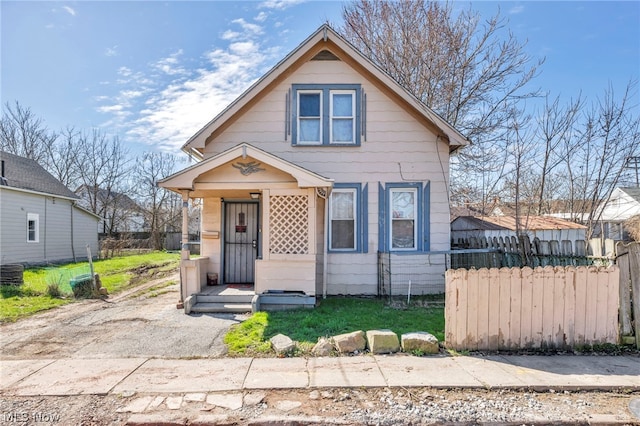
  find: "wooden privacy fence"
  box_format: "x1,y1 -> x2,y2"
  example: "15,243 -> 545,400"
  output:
445,266 -> 619,351
450,236 -> 612,269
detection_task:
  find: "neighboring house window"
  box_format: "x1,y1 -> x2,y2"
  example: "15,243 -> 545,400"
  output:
328,183 -> 368,253
292,84 -> 361,146
378,182 -> 430,252
27,213 -> 39,243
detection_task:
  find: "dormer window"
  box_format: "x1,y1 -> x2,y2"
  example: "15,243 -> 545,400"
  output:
292,84 -> 362,146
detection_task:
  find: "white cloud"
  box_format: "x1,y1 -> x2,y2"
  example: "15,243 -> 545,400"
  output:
509,5 -> 524,15
105,46 -> 118,57
62,5 -> 76,16
259,0 -> 305,11
97,16 -> 278,153
254,12 -> 269,22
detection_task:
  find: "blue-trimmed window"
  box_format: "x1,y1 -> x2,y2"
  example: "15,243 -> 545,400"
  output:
378,182 -> 430,252
292,84 -> 361,146
328,183 -> 368,252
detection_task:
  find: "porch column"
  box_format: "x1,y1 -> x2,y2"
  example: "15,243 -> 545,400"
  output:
181,191 -> 190,260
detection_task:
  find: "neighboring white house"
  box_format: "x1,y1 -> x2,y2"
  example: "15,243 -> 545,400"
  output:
593,187 -> 640,240
451,215 -> 587,246
159,25 -> 469,308
0,151 -> 100,265
74,185 -> 146,235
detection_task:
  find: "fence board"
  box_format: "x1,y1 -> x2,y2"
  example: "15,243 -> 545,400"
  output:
585,266 -> 599,343
553,266 -> 566,348
477,269 -> 490,350
520,267 -> 534,348
541,266 -> 555,347
466,268 -> 479,351
574,267 -> 588,346
445,266 -> 619,350
509,268 -> 522,349
563,267 -> 576,348
498,268 -> 512,348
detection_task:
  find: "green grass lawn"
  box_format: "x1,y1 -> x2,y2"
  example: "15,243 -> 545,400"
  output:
224,297 -> 445,356
0,251 -> 180,322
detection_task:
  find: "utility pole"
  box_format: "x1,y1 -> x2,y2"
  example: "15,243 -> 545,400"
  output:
625,156 -> 640,187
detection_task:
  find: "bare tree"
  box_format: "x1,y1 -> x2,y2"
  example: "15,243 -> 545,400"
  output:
74,129 -> 133,235
569,82 -> 640,240
44,126 -> 82,188
0,101 -> 57,164
133,152 -> 181,250
341,0 -> 543,207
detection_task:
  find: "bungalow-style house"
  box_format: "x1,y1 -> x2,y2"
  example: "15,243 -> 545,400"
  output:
159,25 -> 469,312
451,215 -> 587,248
0,151 -> 100,265
593,187 -> 640,241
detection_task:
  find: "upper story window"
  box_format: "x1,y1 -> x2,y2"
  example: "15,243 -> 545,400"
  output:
292,84 -> 362,146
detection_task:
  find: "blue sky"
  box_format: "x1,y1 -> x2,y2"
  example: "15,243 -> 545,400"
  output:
2,1 -> 638,156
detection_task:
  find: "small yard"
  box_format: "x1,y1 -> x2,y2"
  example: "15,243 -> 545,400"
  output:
0,251 -> 180,322
224,297 -> 445,356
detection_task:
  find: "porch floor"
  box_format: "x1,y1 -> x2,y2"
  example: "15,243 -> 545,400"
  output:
197,283 -> 255,296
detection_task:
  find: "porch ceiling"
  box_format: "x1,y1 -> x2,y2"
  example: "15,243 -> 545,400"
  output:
158,143 -> 333,195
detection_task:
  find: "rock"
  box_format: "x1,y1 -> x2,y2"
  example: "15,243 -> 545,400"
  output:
401,331 -> 440,354
332,330 -> 366,354
270,333 -> 295,355
244,391 -> 266,406
309,390 -> 321,400
165,396 -> 183,410
312,337 -> 333,356
366,329 -> 400,354
206,393 -> 243,410
275,400 -> 302,412
99,287 -> 109,296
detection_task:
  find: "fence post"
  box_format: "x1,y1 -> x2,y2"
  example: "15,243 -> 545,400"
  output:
617,242 -> 633,337
630,243 -> 640,349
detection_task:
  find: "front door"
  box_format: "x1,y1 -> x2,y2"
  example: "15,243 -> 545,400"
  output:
224,202 -> 259,284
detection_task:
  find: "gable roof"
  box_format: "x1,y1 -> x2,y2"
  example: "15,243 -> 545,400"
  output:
619,187 -> 640,203
182,24 -> 470,158
0,151 -> 78,199
452,215 -> 586,231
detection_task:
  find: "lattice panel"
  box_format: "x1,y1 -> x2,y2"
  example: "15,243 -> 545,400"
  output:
269,195 -> 309,254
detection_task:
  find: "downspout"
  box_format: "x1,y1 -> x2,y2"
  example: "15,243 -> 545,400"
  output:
323,188 -> 329,299
43,197 -> 47,261
70,201 -> 76,262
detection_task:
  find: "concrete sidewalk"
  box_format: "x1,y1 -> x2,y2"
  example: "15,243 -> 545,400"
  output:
2,354 -> 639,396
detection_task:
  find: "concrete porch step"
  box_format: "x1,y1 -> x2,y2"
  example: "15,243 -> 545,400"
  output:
196,294 -> 254,304
190,302 -> 253,313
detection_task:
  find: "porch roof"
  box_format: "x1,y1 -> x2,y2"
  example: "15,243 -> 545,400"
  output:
158,142 -> 333,194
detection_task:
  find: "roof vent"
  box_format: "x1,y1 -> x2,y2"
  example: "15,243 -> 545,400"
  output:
312,50 -> 339,61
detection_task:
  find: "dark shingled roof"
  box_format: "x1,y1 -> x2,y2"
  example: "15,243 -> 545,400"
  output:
0,151 -> 78,199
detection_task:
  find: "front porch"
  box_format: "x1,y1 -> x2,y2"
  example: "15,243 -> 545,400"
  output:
159,143 -> 333,314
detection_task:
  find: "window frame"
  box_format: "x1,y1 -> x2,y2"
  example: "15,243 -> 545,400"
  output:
296,90 -> 323,145
378,182 -> 430,253
389,187 -> 418,251
292,84 -> 361,146
27,213 -> 39,243
328,183 -> 368,253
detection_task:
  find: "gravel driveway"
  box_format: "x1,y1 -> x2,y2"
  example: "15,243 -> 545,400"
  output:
0,277 -> 246,360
